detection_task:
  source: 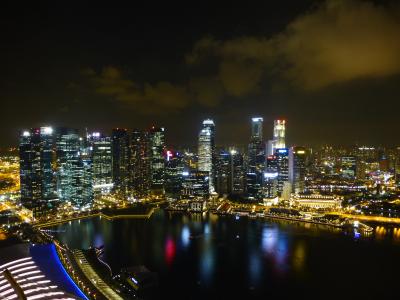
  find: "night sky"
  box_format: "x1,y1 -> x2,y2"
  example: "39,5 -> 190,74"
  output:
1,0 -> 400,149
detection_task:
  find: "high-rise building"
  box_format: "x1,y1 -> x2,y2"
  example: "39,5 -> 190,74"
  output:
149,127 -> 166,195
182,170 -> 209,199
263,155 -> 278,198
229,149 -> 245,195
275,148 -> 289,196
112,128 -> 130,194
19,127 -> 57,217
88,132 -> 113,195
165,150 -> 184,199
198,119 -> 215,194
247,117 -> 265,200
289,147 -> 306,194
269,120 -> 286,155
130,130 -> 151,198
251,117 -> 263,140
215,150 -> 230,195
56,128 -> 93,207
248,117 -> 264,171
341,156 -> 357,179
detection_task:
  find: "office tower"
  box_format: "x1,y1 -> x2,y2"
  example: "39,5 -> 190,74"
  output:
215,150 -> 230,195
88,132 -> 113,195
39,127 -> 56,200
79,146 -> 94,207
149,127 -> 166,195
263,155 -> 278,198
229,149 -> 245,195
56,128 -> 93,207
275,148 -> 289,196
130,130 -> 151,198
247,117 -> 265,200
19,127 -> 57,217
198,119 -> 215,194
248,117 -> 264,172
251,117 -> 263,140
267,140 -> 274,157
112,128 -> 130,194
273,120 -> 286,149
269,120 -> 286,155
182,170 -> 209,199
165,150 -> 184,199
341,156 -> 357,179
289,147 -> 306,194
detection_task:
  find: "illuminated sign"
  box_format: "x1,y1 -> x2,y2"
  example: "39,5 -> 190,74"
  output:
252,117 -> 263,122
264,172 -> 278,178
166,150 -> 173,161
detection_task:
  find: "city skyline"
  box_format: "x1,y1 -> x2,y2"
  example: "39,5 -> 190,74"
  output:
1,0 -> 400,148
3,1 -> 400,299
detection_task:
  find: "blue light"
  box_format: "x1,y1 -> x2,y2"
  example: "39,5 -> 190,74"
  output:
50,244 -> 88,300
131,277 -> 138,284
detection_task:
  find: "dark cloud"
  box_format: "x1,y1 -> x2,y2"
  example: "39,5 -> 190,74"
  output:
85,66 -> 190,114
187,0 -> 400,90
188,77 -> 224,107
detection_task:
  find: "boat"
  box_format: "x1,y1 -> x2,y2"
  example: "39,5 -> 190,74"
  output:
114,265 -> 158,297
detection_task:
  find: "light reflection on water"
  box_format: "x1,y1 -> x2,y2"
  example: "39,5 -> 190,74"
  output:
53,210 -> 400,299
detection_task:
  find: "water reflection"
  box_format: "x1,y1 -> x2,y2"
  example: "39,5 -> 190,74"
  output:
52,210 -> 400,300
199,243 -> 215,286
262,226 -> 278,255
164,237 -> 176,266
293,241 -> 306,271
261,225 -> 289,273
181,225 -> 190,248
248,251 -> 261,286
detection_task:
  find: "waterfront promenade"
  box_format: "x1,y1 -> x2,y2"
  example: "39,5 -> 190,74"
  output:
33,207 -> 157,229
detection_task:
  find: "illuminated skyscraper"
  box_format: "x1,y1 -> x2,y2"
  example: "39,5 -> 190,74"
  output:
230,149 -> 245,195
112,128 -> 130,194
275,148 -> 289,196
247,117 -> 265,200
130,129 -> 151,197
269,120 -> 286,155
165,150 -> 184,199
263,155 -> 278,198
273,120 -> 286,148
289,147 -> 306,194
216,149 -> 245,195
56,128 -> 93,207
88,132 -> 113,195
341,156 -> 357,179
198,119 -> 215,193
251,117 -> 263,140
19,127 -> 57,217
182,170 -> 209,199
149,127 -> 166,195
215,150 -> 230,195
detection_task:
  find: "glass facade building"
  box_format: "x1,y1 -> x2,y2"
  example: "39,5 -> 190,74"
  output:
19,127 -> 57,217
149,127 -> 166,195
198,119 -> 215,194
112,128 -> 130,194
